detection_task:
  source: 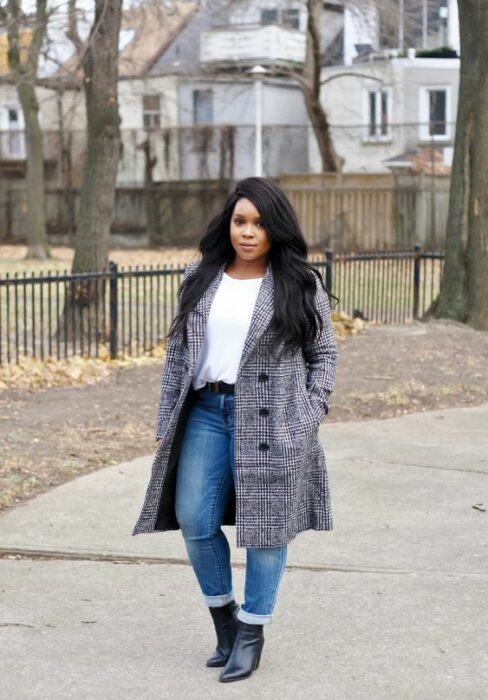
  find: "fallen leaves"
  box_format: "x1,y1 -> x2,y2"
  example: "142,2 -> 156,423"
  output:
0,348 -> 165,392
332,311 -> 368,337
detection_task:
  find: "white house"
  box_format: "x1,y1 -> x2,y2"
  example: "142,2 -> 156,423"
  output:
1,0 -> 461,183
311,53 -> 459,173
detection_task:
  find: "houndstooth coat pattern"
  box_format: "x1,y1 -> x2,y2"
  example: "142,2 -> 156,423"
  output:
131,258 -> 338,548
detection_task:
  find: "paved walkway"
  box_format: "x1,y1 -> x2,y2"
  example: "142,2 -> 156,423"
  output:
1,405 -> 487,699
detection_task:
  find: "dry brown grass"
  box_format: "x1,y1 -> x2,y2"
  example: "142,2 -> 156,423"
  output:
0,245 -> 199,275
0,419 -> 153,511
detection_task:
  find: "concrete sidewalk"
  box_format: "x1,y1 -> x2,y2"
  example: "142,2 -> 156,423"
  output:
1,405 -> 487,699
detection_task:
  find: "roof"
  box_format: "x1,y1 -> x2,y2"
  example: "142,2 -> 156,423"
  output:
384,147 -> 452,175
58,2 -> 198,79
119,2 -> 198,77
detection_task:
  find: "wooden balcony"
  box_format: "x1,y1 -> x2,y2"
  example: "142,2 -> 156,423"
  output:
200,24 -> 306,69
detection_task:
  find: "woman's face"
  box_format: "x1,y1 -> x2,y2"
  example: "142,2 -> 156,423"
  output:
229,197 -> 272,264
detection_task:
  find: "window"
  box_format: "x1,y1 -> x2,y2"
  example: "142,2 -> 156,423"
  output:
143,95 -> 160,128
193,89 -> 213,124
8,108 -> 19,125
6,106 -> 25,158
282,9 -> 300,30
419,87 -> 450,140
365,89 -> 391,141
429,91 -> 446,135
261,8 -> 299,29
261,9 -> 279,25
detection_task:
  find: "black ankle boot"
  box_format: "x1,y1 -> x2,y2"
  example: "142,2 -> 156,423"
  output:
219,621 -> 264,683
206,601 -> 239,668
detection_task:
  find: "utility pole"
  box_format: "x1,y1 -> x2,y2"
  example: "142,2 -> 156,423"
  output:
399,0 -> 404,51
422,0 -> 428,48
249,65 -> 267,177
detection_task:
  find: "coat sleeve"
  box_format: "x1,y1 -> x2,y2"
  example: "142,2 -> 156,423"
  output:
303,271 -> 338,423
155,260 -> 199,440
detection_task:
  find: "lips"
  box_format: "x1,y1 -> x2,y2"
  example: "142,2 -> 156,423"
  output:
240,244 -> 256,249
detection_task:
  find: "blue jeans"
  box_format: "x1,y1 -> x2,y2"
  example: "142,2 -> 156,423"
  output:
175,388 -> 288,625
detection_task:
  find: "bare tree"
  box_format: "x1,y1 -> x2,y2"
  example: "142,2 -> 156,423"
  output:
429,0 -> 488,329
4,0 -> 50,259
300,0 -> 341,172
56,0 -> 122,346
70,0 -> 122,273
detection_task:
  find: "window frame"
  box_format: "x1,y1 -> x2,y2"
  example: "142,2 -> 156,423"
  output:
260,8 -> 279,25
142,94 -> 161,129
419,85 -> 451,141
282,8 -> 300,30
362,86 -> 392,143
192,88 -> 214,125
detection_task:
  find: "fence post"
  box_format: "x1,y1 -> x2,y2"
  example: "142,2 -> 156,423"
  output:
325,248 -> 334,293
413,244 -> 421,320
109,261 -> 118,359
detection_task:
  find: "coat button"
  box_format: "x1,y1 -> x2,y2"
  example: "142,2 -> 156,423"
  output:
259,442 -> 269,451
258,372 -> 269,381
259,408 -> 269,416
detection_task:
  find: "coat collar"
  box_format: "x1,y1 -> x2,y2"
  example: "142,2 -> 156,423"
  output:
186,259 -> 275,379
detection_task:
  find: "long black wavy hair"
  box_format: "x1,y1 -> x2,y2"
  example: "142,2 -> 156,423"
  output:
167,176 -> 338,360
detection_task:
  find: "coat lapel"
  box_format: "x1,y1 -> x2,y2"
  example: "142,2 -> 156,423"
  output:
186,259 -> 275,379
237,261 -> 274,374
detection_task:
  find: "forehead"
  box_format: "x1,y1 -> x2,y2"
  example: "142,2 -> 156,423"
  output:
233,197 -> 262,218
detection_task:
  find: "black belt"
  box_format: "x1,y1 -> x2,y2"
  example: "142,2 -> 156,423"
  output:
198,381 -> 235,394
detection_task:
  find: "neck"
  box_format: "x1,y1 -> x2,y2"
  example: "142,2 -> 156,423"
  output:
226,256 -> 268,279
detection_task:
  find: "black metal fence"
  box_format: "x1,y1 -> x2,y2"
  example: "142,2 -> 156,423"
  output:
0,248 -> 444,366
322,246 -> 444,323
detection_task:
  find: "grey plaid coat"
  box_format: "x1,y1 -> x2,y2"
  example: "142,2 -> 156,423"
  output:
131,258 -> 338,548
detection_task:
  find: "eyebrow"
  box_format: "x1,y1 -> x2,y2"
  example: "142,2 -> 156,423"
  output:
233,212 -> 262,220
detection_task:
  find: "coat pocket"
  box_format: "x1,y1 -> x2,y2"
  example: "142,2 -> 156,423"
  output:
284,389 -> 319,449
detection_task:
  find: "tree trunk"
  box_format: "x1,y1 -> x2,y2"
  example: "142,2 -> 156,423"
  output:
7,0 -> 50,260
57,0 -> 122,353
433,0 -> 488,330
141,137 -> 161,247
302,0 -> 340,173
18,81 -> 49,259
72,0 -> 122,273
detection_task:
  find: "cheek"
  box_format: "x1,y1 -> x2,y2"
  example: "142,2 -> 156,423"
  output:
229,226 -> 239,244
259,231 -> 272,250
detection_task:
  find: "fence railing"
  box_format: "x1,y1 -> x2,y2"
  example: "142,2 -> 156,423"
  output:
323,246 -> 444,323
0,248 -> 444,365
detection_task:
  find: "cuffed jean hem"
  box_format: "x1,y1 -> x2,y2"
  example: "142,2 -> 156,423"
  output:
203,590 -> 235,608
237,607 -> 272,625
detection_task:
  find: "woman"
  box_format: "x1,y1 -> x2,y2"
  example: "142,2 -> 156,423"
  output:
132,177 -> 338,683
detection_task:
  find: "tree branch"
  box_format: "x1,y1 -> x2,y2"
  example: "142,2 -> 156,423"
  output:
320,72 -> 385,86
66,0 -> 83,55
26,0 -> 48,74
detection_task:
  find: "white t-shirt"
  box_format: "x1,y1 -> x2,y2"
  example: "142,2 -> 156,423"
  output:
192,271 -> 264,389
